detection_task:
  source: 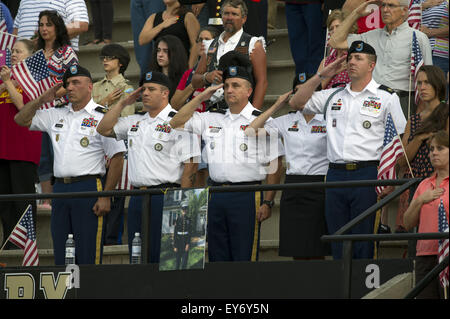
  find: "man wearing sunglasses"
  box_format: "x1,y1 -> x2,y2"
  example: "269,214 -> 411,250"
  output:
330,0 -> 432,117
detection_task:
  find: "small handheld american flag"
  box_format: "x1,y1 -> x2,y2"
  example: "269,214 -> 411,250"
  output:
438,199 -> 449,288
411,31 -> 424,106
408,0 -> 422,30
8,205 -> 39,267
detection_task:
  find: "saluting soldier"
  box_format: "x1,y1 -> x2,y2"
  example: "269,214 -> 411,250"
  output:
14,65 -> 126,265
173,201 -> 192,269
289,41 -> 407,260
97,71 -> 200,263
170,56 -> 284,262
247,73 -> 330,260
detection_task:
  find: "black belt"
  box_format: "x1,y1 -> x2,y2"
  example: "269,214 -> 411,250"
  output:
53,174 -> 101,184
329,161 -> 379,171
136,183 -> 180,190
208,179 -> 262,186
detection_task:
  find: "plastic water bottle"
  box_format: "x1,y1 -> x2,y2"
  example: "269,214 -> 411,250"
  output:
65,234 -> 76,265
131,232 -> 142,264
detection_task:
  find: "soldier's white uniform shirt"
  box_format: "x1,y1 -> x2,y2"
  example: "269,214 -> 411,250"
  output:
265,112 -> 329,175
30,99 -> 126,178
184,102 -> 285,183
303,79 -> 407,163
113,104 -> 201,187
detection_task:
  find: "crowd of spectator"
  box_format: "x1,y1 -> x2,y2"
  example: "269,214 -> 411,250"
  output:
0,0 -> 448,298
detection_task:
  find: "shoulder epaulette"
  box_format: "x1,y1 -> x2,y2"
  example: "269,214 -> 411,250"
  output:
379,85 -> 395,94
208,107 -> 226,115
54,102 -> 69,108
94,106 -> 108,114
252,110 -> 262,116
168,111 -> 177,118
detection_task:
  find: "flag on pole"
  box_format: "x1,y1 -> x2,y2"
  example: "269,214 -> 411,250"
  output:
376,113 -> 404,195
408,0 -> 422,30
8,205 -> 39,266
438,199 -> 449,288
11,49 -> 55,108
0,30 -> 16,51
411,31 -> 424,106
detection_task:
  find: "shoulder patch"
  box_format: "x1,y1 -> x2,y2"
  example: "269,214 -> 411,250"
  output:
252,110 -> 262,116
54,101 -> 69,108
378,85 -> 395,94
94,106 -> 108,114
168,111 -> 177,118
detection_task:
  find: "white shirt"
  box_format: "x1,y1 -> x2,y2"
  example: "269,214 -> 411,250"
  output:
30,99 -> 126,178
303,79 -> 407,163
347,22 -> 433,91
113,104 -> 201,187
13,0 -> 89,51
184,103 -> 285,183
204,28 -> 266,64
265,112 -> 329,175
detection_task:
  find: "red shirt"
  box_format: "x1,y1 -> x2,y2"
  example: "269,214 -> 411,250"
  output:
176,69 -> 206,113
0,82 -> 42,165
413,173 -> 449,256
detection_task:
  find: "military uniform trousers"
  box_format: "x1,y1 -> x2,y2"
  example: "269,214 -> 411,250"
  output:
127,183 -> 180,263
325,165 -> 378,260
174,234 -> 190,270
51,177 -> 105,265
207,181 -> 263,262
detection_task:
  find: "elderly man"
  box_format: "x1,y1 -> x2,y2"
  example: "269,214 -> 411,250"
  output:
329,0 -> 433,117
15,65 -> 126,265
289,41 -> 407,259
191,0 -> 268,110
170,57 -> 283,262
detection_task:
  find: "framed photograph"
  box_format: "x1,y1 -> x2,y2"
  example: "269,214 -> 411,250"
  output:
159,188 -> 208,271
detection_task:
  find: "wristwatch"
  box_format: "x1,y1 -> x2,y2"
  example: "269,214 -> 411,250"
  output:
262,200 -> 274,208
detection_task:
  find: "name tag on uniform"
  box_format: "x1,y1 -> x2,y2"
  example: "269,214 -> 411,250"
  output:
208,126 -> 222,133
55,123 -> 64,128
288,121 -> 299,132
331,99 -> 343,111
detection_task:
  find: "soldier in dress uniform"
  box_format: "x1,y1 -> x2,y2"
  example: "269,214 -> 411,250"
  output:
289,41 -> 407,259
14,65 -> 126,265
173,201 -> 192,269
97,71 -> 200,263
170,56 -> 284,262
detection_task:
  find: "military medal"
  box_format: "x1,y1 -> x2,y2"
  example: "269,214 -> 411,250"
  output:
240,143 -> 248,152
332,119 -> 337,127
129,139 -> 133,147
155,143 -> 163,151
55,134 -> 60,142
80,137 -> 89,147
362,120 -> 371,129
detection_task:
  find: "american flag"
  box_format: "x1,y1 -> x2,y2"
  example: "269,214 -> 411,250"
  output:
0,31 -> 16,51
8,205 -> 39,266
438,199 -> 449,288
0,7 -> 8,33
11,49 -> 55,108
410,31 -> 424,106
376,113 -> 404,195
408,0 -> 422,30
0,48 -> 11,67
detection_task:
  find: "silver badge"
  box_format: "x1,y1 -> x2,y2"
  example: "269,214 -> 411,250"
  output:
240,143 -> 248,152
363,120 -> 371,129
154,143 -> 163,151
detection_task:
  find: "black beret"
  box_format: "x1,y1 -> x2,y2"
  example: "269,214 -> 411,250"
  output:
219,51 -> 254,86
292,72 -> 315,91
348,41 -> 376,59
62,64 -> 92,88
222,65 -> 253,84
139,71 -> 171,90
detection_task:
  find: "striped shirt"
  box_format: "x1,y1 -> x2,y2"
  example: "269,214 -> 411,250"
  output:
13,0 -> 89,51
421,0 -> 449,59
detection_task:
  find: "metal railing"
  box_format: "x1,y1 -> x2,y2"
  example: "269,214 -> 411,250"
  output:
1,177 -> 447,298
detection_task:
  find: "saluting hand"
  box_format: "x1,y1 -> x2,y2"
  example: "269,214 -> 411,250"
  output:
198,83 -> 224,102
38,82 -> 63,105
120,87 -> 143,108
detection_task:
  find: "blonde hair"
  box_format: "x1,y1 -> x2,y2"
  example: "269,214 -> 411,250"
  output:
327,9 -> 358,34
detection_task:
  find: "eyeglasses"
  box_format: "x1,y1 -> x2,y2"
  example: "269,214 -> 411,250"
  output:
379,3 -> 404,9
99,56 -> 117,61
